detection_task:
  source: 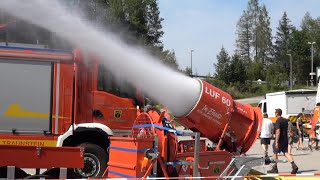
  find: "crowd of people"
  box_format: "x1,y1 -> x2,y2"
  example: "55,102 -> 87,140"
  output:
260,109 -> 319,174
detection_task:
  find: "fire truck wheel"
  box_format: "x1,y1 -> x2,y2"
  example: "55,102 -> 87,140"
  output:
75,143 -> 107,178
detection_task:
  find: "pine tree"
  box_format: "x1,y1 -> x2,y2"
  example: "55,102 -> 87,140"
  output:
270,12 -> 294,86
275,12 -> 293,57
107,0 -> 126,26
301,12 -> 320,56
146,0 -> 164,49
274,12 -> 293,69
229,55 -> 246,83
256,5 -> 273,65
290,29 -> 311,84
214,47 -> 231,83
301,12 -> 318,32
246,0 -> 260,61
236,10 -> 252,65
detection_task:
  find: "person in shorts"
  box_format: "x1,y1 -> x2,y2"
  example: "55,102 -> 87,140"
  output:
287,120 -> 295,155
267,108 -> 298,174
260,113 -> 273,157
308,127 -> 319,151
296,113 -> 305,150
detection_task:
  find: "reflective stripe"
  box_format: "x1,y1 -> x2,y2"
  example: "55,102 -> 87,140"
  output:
108,169 -> 140,178
55,63 -> 60,134
109,146 -> 150,153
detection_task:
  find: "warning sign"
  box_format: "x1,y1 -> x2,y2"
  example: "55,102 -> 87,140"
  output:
114,110 -> 122,119
213,166 -> 220,174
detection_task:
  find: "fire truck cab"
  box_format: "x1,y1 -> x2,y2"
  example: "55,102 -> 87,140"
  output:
0,44 -> 144,178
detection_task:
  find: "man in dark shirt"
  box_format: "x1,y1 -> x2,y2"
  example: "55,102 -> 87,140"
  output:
267,108 -> 299,174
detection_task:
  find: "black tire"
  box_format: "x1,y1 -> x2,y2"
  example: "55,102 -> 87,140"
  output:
74,143 -> 107,178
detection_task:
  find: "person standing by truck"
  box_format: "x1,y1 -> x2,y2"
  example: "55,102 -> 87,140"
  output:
296,113 -> 305,150
267,108 -> 299,174
260,113 -> 273,157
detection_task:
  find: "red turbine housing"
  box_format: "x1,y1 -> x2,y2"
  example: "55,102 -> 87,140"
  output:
176,80 -> 262,154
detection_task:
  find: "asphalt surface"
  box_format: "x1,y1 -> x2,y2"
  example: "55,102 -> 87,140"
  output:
22,138 -> 319,178
235,96 -> 265,104
246,138 -> 320,175
176,127 -> 320,175
22,127 -> 319,178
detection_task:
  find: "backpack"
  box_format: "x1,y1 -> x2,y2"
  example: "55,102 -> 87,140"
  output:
288,120 -> 295,138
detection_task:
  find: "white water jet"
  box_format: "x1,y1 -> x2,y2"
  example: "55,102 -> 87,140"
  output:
0,0 -> 201,117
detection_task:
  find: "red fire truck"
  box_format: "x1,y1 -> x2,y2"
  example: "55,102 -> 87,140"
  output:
0,44 -> 145,178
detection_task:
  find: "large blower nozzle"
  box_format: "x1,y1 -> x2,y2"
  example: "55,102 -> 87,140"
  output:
173,79 -> 262,154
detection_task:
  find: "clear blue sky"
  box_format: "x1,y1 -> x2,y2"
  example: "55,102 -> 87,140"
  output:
158,0 -> 320,76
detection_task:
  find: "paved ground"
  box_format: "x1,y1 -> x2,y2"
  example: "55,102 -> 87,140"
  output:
246,138 -> 320,175
235,96 -> 265,104
176,126 -> 320,175
177,127 -> 320,176
23,128 -> 319,177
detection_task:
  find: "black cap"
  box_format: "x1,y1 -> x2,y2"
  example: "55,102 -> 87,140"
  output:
275,108 -> 282,115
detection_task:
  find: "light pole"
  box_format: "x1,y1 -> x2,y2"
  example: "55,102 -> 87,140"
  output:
190,50 -> 194,75
308,42 -> 316,86
286,54 -> 293,90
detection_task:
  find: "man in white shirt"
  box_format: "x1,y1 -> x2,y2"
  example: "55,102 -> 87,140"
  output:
260,113 -> 274,157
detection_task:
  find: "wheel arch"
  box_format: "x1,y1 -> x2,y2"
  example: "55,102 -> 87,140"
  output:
57,123 -> 113,153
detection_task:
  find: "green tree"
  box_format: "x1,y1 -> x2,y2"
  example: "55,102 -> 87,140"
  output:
229,55 -> 246,83
182,67 -> 192,76
247,61 -> 264,81
272,11 -> 294,87
266,64 -> 288,85
236,10 -> 252,65
146,0 -> 164,49
300,12 -> 320,81
290,29 -> 309,84
151,47 -> 179,70
246,0 -> 260,61
256,5 -> 273,65
236,0 -> 274,76
274,12 -> 293,68
214,47 -> 231,83
301,12 -> 320,44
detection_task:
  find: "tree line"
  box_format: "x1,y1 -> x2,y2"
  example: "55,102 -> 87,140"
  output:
214,0 -> 320,87
1,0 -> 319,91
